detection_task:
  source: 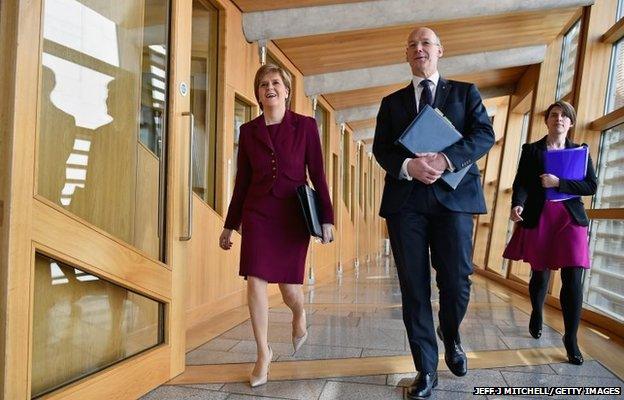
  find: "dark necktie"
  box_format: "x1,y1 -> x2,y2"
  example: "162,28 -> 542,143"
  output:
419,79 -> 433,113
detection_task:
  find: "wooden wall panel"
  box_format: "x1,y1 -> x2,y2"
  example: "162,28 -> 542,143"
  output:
32,200 -> 172,301
486,114 -> 525,275
485,67 -> 536,276
40,346 -> 170,400
472,97 -> 509,269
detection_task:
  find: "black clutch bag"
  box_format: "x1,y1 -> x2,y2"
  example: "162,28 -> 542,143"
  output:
296,184 -> 323,238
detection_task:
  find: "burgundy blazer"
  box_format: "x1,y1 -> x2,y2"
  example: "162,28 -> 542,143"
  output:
224,110 -> 334,230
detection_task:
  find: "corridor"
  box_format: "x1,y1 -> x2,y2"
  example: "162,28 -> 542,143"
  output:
143,257 -> 624,399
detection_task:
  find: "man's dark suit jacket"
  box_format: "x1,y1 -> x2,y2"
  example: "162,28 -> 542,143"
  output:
373,79 -> 495,217
512,136 -> 597,228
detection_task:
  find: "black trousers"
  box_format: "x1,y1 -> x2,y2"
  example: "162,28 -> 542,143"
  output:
386,188 -> 473,372
529,268 -> 584,341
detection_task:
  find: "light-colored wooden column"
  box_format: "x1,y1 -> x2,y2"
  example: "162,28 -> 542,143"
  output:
1,0 -> 42,397
0,0 -> 18,395
167,0 -> 193,378
527,37 -> 563,142
473,96 -> 509,270
486,66 -> 537,277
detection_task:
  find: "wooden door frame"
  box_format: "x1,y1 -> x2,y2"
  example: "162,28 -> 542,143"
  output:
0,0 -> 191,398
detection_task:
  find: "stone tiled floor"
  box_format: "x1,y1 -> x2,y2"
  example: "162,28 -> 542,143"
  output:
143,256 -> 624,399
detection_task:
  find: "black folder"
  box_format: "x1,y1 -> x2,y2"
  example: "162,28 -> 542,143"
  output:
395,104 -> 471,189
296,184 -> 323,238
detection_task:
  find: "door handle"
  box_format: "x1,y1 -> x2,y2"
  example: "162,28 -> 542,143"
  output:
180,111 -> 194,241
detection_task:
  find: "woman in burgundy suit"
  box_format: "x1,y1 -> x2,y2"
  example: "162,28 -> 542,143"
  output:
503,101 -> 597,365
219,64 -> 334,387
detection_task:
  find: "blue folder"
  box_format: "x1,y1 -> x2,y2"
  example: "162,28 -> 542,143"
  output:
543,146 -> 588,201
395,104 -> 470,189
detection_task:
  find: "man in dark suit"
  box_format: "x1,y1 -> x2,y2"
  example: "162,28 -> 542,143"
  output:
373,27 -> 494,399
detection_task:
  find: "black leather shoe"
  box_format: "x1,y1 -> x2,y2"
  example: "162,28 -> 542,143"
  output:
436,326 -> 467,377
405,372 -> 438,399
529,311 -> 542,339
563,335 -> 583,365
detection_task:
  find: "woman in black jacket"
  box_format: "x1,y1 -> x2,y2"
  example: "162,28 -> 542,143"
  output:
504,100 -> 597,365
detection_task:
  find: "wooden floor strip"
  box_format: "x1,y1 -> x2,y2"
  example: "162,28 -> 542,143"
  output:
169,347 -> 573,385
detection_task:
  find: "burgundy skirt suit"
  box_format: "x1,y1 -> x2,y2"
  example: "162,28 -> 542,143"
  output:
224,110 -> 334,284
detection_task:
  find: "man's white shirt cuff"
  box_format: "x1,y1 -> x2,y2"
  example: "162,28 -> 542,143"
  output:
400,158 -> 413,180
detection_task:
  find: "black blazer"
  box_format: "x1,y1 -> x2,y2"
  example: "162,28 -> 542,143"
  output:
373,79 -> 495,217
511,136 -> 597,228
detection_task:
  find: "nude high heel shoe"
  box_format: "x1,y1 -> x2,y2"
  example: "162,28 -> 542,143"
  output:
292,310 -> 308,354
249,346 -> 272,387
292,330 -> 308,354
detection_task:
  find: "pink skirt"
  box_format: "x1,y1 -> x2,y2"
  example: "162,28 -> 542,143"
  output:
503,201 -> 590,271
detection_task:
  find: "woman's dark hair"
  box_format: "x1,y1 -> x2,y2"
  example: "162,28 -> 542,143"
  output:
544,100 -> 576,125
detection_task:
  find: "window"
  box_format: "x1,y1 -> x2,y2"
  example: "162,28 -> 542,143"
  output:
556,19 -> 581,100
32,253 -> 163,397
606,39 -> 624,113
587,219 -> 624,321
37,0 -> 170,259
618,0 -> 624,20
350,164 -> 355,222
594,124 -> 624,209
190,0 -> 219,209
358,146 -> 364,209
588,127 -> 624,320
231,97 -> 252,202
363,170 -> 368,221
584,24 -> 624,321
315,103 -> 328,164
341,129 -> 350,208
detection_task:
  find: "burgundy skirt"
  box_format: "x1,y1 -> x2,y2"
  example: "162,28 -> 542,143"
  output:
239,192 -> 310,284
503,201 -> 590,271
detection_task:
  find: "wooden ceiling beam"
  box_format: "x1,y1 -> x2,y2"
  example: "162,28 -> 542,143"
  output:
232,1 -> 364,12
242,0 -> 593,41
324,67 -> 526,110
274,7 -> 580,75
304,46 -> 544,96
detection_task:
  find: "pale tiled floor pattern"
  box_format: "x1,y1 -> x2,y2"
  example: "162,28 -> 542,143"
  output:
143,256 -> 623,399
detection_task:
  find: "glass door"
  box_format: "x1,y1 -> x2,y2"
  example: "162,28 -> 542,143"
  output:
1,0 -> 194,398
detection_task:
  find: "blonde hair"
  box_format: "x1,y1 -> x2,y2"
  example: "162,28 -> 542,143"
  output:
253,64 -> 292,110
